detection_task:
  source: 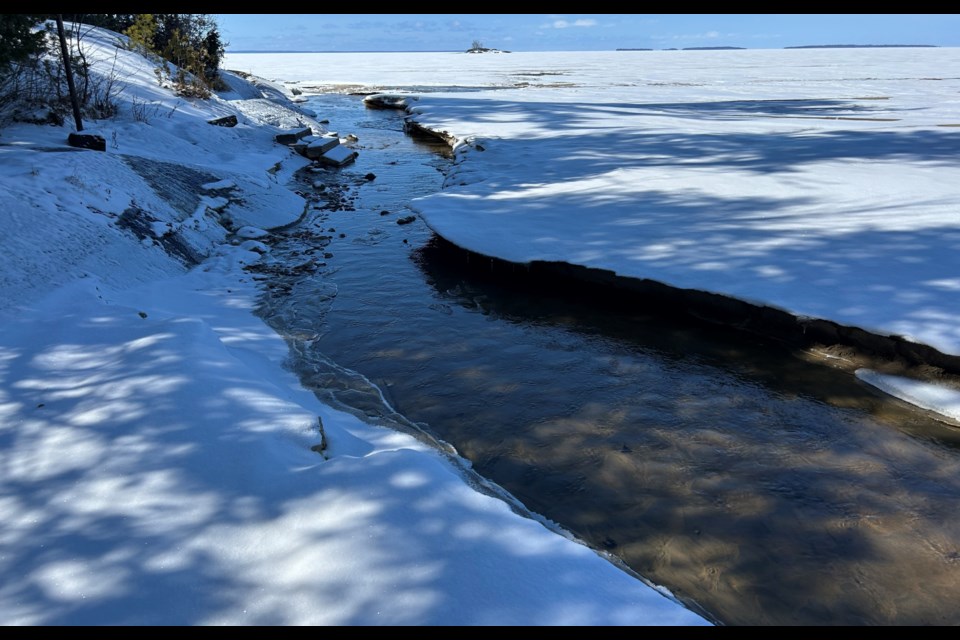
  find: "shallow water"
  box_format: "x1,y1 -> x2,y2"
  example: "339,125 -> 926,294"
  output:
255,93 -> 960,626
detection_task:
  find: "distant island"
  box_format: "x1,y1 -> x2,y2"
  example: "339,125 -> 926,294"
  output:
466,46 -> 510,54
785,44 -> 937,49
466,40 -> 510,54
616,48 -> 654,51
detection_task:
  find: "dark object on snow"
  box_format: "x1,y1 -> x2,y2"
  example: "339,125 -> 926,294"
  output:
67,132 -> 105,151
310,416 -> 328,457
208,115 -> 238,127
364,173 -> 376,181
380,210 -> 390,216
396,215 -> 417,225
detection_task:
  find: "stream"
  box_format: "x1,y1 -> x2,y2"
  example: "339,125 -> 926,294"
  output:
252,92 -> 960,626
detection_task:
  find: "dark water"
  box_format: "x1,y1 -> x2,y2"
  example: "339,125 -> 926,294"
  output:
255,93 -> 960,626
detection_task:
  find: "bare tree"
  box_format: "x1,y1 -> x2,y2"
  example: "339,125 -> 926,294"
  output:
55,15 -> 83,131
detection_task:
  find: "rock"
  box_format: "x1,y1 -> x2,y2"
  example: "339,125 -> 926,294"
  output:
239,239 -> 270,254
275,127 -> 313,145
67,132 -> 106,151
201,179 -> 236,191
304,136 -> 341,160
293,134 -> 323,149
207,114 -> 238,127
317,144 -> 359,167
236,226 -> 270,239
403,119 -> 456,146
363,94 -> 408,110
364,173 -> 376,181
396,215 -> 417,225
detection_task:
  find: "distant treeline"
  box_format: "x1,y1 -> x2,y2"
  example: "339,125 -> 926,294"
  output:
616,46 -> 745,51
618,44 -> 937,52
784,44 -> 938,49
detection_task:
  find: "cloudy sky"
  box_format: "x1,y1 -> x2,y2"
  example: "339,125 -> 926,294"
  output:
218,14 -> 960,52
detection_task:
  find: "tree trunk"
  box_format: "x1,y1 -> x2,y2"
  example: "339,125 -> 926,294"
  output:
56,15 -> 83,132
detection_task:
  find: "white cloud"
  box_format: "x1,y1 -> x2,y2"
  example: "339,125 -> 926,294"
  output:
541,18 -> 598,29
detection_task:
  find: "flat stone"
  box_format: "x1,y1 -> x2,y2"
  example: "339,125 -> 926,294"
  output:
275,127 -> 313,145
304,136 -> 341,160
317,144 -> 358,167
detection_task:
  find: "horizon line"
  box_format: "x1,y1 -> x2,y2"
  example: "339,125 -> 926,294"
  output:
226,44 -> 943,55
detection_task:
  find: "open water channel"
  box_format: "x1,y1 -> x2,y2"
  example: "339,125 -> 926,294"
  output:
252,92 -> 960,625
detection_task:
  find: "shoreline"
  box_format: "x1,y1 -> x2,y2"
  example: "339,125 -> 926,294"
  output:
420,232 -> 960,382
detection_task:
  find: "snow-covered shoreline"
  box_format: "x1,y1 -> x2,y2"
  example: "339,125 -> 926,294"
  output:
7,27 -> 960,626
0,26 -> 711,625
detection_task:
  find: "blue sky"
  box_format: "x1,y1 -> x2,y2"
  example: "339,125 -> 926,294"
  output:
217,14 -> 960,52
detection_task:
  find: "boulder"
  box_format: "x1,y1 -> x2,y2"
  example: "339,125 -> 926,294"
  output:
67,132 -> 106,151
207,115 -> 238,127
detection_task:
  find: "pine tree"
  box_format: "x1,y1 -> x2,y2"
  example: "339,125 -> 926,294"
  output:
0,15 -> 48,70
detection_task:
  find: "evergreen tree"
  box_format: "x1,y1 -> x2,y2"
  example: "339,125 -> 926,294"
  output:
0,15 -> 48,71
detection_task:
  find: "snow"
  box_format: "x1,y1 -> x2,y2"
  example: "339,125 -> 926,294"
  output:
0,26 -> 709,625
856,369 -> 960,423
226,47 -> 960,423
319,143 -> 358,165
